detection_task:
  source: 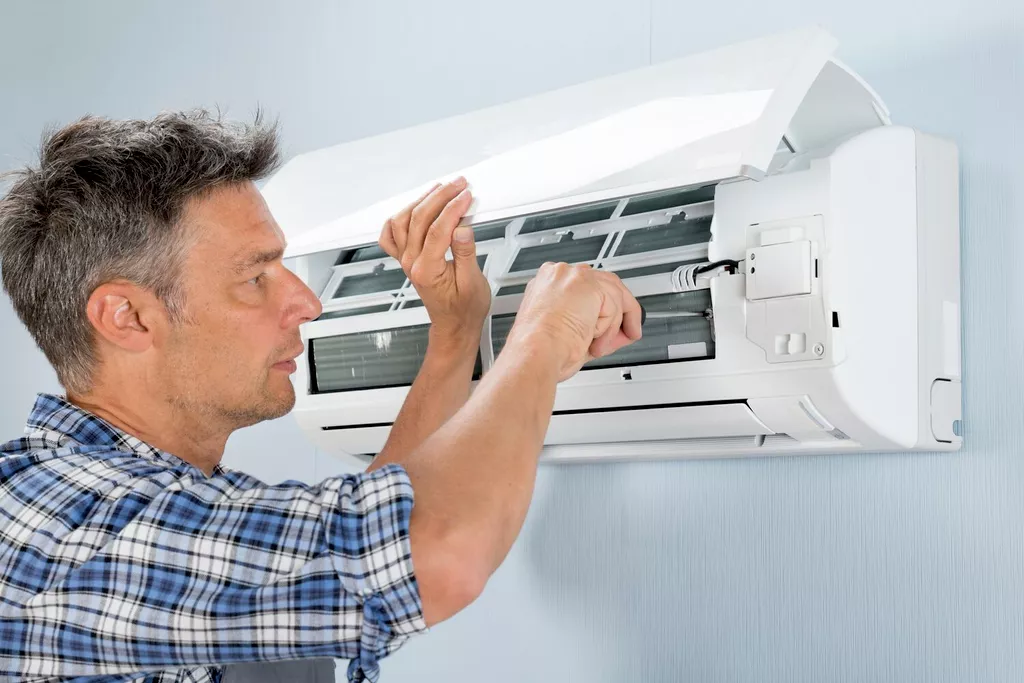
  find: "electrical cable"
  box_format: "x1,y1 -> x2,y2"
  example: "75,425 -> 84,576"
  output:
693,259 -> 740,275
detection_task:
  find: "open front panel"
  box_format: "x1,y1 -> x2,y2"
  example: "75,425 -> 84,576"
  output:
264,27 -> 846,259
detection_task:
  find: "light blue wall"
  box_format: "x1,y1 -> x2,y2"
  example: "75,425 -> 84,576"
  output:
1,2 -> 1021,681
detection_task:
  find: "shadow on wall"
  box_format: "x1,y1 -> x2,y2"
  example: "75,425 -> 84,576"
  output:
518,31 -> 1023,683
0,285 -> 60,438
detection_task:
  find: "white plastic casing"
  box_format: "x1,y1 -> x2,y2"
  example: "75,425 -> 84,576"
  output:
260,28 -> 961,471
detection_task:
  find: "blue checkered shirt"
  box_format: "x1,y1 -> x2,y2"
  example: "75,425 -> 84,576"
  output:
0,394 -> 426,682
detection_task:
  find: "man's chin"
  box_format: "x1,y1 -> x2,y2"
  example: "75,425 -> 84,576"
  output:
227,385 -> 296,428
262,384 -> 297,422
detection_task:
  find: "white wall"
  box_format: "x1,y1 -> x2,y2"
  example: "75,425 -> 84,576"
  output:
1,2 -> 1022,681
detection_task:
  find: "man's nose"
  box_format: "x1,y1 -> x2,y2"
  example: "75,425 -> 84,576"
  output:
283,270 -> 322,326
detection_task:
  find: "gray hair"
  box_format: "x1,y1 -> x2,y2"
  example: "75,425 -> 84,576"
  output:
0,109 -> 281,394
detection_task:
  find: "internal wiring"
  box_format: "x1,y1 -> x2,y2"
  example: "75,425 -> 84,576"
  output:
693,259 -> 740,275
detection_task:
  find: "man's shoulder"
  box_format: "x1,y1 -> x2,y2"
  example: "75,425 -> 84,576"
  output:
0,436 -> 168,494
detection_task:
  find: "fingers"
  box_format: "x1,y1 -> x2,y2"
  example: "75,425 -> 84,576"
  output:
449,221 -> 481,291
378,217 -> 399,259
512,263 -> 642,380
589,273 -> 642,358
615,278 -> 644,341
404,177 -> 468,267
383,182 -> 440,256
588,278 -> 625,358
379,176 -> 471,278
421,188 -> 473,266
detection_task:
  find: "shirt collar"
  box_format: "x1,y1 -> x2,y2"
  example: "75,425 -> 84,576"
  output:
24,393 -> 224,476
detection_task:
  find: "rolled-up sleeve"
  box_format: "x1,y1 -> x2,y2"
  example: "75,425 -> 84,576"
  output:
321,464 -> 427,681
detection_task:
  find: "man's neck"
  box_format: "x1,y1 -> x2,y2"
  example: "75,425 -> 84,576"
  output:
66,389 -> 228,477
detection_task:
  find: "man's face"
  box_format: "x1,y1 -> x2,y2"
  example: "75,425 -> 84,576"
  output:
160,182 -> 322,428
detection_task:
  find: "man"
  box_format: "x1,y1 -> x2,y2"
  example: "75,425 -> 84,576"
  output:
0,110 -> 642,682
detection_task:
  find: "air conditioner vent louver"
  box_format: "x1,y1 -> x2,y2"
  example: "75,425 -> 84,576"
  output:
335,434 -> 803,466
540,434 -> 801,462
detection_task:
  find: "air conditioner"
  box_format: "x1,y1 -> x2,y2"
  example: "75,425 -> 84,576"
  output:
261,26 -> 962,471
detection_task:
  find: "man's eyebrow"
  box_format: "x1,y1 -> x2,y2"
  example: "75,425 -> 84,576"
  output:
233,247 -> 285,274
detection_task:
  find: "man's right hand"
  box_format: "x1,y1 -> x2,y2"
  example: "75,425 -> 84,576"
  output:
505,262 -> 643,382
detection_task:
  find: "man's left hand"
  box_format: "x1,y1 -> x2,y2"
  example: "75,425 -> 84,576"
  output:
378,177 -> 491,349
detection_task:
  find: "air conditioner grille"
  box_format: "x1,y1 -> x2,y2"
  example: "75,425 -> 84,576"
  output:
619,184 -> 716,217
332,267 -> 405,299
311,324 -> 482,393
509,234 -> 607,272
614,215 -> 711,256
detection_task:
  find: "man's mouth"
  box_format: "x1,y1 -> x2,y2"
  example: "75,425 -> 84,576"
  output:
272,347 -> 304,374
272,359 -> 298,373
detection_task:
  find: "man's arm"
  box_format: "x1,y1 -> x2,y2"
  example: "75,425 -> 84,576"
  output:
370,323 -> 561,622
371,259 -> 643,625
373,330 -> 477,465
373,178 -> 490,463
368,176 -> 642,627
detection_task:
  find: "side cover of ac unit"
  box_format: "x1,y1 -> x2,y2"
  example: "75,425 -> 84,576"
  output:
260,26 -> 963,472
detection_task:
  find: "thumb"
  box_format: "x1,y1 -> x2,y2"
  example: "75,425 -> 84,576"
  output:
451,226 -> 479,273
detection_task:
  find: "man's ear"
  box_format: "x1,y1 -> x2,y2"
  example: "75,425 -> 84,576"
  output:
85,281 -> 165,354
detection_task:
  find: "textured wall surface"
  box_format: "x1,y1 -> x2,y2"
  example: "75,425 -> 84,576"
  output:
1,2 -> 1021,682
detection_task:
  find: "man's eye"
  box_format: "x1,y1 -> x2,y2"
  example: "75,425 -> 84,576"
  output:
247,274 -> 264,286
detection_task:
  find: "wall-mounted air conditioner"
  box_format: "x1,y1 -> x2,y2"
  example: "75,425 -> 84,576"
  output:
261,26 -> 962,471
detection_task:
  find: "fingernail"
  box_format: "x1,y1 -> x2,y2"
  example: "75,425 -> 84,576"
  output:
452,176 -> 467,188
453,227 -> 473,243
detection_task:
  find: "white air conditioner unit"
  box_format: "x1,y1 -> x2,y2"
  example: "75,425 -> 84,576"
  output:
261,26 -> 962,471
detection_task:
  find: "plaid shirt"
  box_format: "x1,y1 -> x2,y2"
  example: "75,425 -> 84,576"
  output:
0,394 -> 426,683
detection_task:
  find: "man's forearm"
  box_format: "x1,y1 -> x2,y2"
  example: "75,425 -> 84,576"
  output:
398,338 -> 559,600
371,329 -> 480,467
